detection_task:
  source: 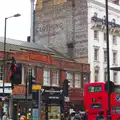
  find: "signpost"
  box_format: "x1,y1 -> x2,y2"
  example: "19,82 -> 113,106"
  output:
32,85 -> 41,120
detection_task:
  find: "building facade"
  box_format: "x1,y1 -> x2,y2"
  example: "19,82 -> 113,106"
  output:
35,0 -> 120,83
0,37 -> 90,109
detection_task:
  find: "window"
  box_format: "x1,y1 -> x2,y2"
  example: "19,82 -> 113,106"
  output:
27,67 -> 32,76
114,85 -> 120,93
113,71 -> 117,83
0,65 -> 3,81
52,70 -> 59,86
104,50 -> 107,62
104,33 -> 107,42
66,72 -> 73,87
88,86 -> 102,92
104,69 -> 108,82
94,69 -> 99,82
113,35 -> 117,44
75,73 -> 81,88
94,30 -> 99,39
43,69 -> 50,86
113,52 -> 117,64
94,48 -> 99,61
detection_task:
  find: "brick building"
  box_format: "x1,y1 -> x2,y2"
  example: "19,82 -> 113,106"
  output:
0,37 -> 90,108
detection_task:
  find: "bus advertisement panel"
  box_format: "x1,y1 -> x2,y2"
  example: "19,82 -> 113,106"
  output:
84,82 -> 120,120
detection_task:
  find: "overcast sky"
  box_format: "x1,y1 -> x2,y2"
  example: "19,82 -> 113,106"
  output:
0,0 -> 31,41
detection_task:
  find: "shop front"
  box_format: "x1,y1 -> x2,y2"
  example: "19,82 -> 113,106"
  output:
69,88 -> 84,111
9,85 -> 32,120
40,86 -> 64,120
0,83 -> 12,119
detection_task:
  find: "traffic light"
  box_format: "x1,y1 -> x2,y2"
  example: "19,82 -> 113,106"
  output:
10,63 -> 22,89
63,79 -> 70,97
28,75 -> 36,94
105,81 -> 115,93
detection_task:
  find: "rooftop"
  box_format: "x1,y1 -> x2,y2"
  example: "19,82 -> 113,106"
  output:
0,37 -> 72,60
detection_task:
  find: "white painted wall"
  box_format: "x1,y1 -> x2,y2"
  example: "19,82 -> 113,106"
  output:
88,0 -> 120,84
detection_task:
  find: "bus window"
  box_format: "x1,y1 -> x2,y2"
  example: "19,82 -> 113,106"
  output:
112,106 -> 120,114
88,86 -> 102,92
95,86 -> 102,92
88,86 -> 94,92
114,86 -> 120,93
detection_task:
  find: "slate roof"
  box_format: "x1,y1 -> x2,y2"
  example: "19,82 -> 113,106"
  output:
0,37 -> 53,53
0,37 -> 72,60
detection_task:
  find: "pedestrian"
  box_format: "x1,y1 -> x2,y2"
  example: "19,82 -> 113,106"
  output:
19,115 -> 27,120
96,110 -> 105,120
2,112 -> 8,120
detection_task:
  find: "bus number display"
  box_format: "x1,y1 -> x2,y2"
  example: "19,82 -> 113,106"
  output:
91,104 -> 102,109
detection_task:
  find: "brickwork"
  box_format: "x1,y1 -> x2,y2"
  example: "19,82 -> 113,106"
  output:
35,0 -> 88,58
0,50 -> 90,101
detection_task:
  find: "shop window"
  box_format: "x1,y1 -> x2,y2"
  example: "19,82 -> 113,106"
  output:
66,72 -> 73,87
43,69 -> 50,86
75,73 -> 81,88
52,70 -> 59,86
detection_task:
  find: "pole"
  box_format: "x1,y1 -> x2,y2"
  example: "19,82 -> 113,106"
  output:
33,10 -> 36,42
3,18 -> 7,97
25,76 -> 28,116
38,90 -> 41,120
105,0 -> 111,119
30,0 -> 35,42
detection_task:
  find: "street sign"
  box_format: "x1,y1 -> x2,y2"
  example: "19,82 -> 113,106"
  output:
32,85 -> 41,90
116,95 -> 120,102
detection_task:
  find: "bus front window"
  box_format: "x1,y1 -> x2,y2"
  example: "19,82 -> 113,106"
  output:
88,86 -> 102,92
114,86 -> 120,93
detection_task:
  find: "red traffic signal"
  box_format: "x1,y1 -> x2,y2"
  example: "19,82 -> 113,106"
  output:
10,64 -> 17,73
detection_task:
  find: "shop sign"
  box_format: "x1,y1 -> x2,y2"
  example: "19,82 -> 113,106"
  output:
41,86 -> 64,101
12,85 -> 25,95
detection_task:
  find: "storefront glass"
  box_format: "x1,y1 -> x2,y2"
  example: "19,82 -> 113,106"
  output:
48,106 -> 60,120
41,105 -> 61,120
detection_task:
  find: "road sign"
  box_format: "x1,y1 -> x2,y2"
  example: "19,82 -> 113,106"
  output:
116,95 -> 120,102
32,85 -> 41,90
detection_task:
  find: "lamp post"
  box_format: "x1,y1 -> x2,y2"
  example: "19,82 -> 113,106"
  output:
3,13 -> 21,97
30,0 -> 35,42
105,0 -> 111,119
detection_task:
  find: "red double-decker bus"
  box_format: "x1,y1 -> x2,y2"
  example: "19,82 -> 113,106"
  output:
84,82 -> 120,120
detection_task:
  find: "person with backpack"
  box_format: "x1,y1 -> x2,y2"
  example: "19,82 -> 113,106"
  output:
96,110 -> 105,120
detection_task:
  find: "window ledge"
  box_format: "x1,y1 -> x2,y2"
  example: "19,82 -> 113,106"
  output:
94,38 -> 99,41
112,63 -> 118,66
93,60 -> 100,63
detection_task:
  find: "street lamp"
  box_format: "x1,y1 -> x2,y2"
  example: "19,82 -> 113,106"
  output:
105,0 -> 111,119
3,13 -> 21,97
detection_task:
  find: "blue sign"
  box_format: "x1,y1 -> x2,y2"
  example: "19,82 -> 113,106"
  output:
116,95 -> 120,102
